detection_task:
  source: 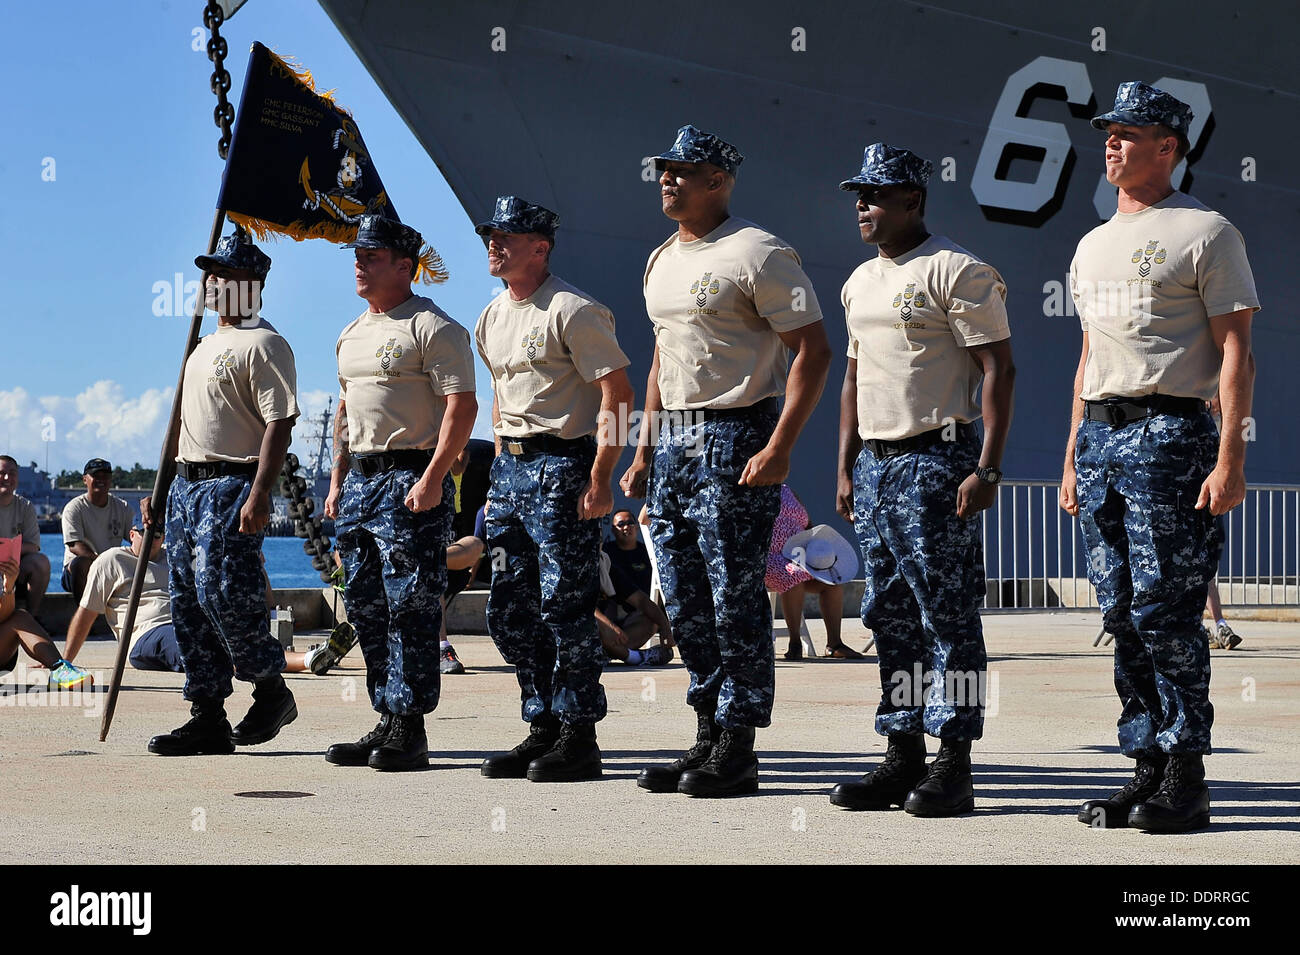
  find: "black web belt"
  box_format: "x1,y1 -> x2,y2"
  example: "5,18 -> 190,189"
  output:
663,396 -> 780,425
504,434 -> 594,456
176,460 -> 258,481
351,448 -> 435,478
865,422 -> 974,459
1084,395 -> 1204,427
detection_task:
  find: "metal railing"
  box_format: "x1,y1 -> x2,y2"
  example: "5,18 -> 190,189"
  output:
981,482 -> 1300,611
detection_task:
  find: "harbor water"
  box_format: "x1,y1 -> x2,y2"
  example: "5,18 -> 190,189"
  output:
38,533 -> 327,591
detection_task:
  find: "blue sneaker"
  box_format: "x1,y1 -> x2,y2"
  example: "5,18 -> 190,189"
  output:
49,661 -> 93,690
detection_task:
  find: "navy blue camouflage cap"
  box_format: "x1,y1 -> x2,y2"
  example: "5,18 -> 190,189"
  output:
82,458 -> 111,475
653,125 -> 744,175
839,143 -> 933,191
1091,81 -> 1193,134
343,214 -> 424,260
474,196 -> 560,238
195,226 -> 271,278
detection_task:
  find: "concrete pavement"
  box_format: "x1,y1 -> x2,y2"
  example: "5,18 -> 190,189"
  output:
2,612 -> 1297,864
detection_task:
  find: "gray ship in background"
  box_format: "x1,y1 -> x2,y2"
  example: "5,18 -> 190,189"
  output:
317,0 -> 1299,503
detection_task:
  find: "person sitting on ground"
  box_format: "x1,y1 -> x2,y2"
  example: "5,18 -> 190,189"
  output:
596,549 -> 675,666
62,524 -> 342,675
0,454 -> 51,619
767,483 -> 859,660
440,444 -> 492,675
1201,394 -> 1242,651
1203,578 -> 1242,650
604,508 -> 652,594
60,458 -> 133,604
1,556 -> 92,689
440,502 -> 486,675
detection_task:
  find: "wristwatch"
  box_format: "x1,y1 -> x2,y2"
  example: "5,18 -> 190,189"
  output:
975,465 -> 1002,485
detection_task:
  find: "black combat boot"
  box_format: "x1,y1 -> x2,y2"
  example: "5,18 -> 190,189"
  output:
1128,754 -> 1210,833
230,674 -> 298,745
829,732 -> 928,810
148,699 -> 235,756
904,738 -> 975,816
325,713 -> 393,766
637,707 -> 720,793
368,713 -> 429,771
678,726 -> 758,797
526,721 -> 602,782
1077,753 -> 1167,828
481,715 -> 562,778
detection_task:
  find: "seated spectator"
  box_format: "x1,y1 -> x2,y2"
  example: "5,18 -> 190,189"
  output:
62,524 -> 341,675
0,454 -> 51,619
768,484 -> 859,660
439,502 -> 487,675
604,508 -> 652,594
1,555 -> 91,689
1204,578 -> 1243,650
60,458 -> 132,604
597,550 -> 674,666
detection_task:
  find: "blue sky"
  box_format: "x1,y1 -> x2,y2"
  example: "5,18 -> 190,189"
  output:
1,0 -> 502,476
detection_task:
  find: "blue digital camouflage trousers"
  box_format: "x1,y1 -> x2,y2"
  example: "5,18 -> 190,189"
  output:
485,438 -> 606,725
1075,411 -> 1223,756
166,474 -> 285,703
336,468 -> 453,717
852,427 -> 987,741
648,411 -> 780,729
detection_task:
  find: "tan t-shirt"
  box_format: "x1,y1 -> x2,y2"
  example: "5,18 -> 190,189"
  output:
844,235 -> 1011,441
80,546 -> 171,646
476,275 -> 630,439
643,216 -> 823,409
337,295 -> 476,455
61,493 -> 133,554
0,494 -> 39,550
1071,191 -> 1260,401
178,317 -> 300,463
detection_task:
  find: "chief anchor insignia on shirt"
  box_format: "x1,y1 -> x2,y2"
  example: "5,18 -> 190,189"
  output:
375,338 -> 403,375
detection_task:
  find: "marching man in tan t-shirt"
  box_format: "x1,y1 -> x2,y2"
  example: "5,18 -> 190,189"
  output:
144,226 -> 301,757
474,196 -> 634,783
829,144 -> 1015,818
323,215 -> 477,772
1061,83 -> 1258,833
622,125 -> 831,798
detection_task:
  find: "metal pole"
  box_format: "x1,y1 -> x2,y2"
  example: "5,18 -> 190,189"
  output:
99,206 -> 228,742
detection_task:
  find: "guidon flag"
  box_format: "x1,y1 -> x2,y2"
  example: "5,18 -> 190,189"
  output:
218,41 -> 446,283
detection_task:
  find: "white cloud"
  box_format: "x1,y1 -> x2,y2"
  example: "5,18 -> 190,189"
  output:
298,389 -> 336,419
0,382 -> 172,474
1,379 -> 498,476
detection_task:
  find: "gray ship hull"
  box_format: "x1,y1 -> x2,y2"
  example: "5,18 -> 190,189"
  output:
318,0 -> 1299,497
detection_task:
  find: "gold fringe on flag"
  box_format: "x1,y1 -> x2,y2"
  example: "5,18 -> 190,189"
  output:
226,212 -> 358,245
263,47 -> 345,113
415,244 -> 449,285
231,213 -> 450,284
